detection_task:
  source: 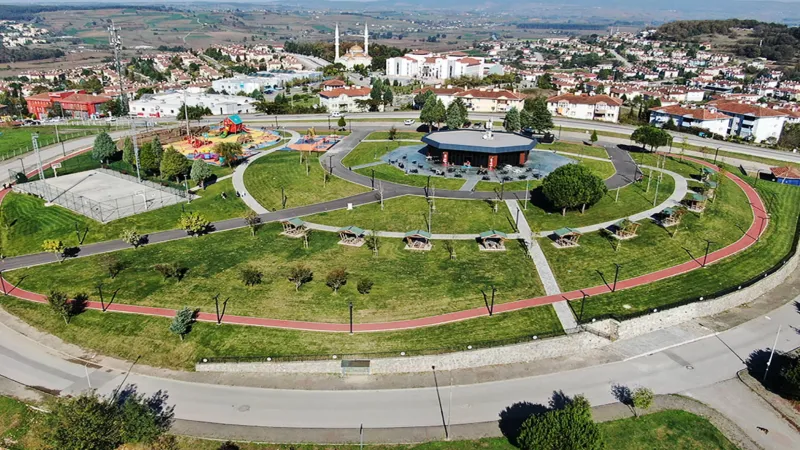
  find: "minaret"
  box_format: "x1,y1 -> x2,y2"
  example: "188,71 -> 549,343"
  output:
335,23 -> 340,61
364,22 -> 369,56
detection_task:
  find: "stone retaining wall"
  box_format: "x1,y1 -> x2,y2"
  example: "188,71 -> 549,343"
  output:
196,332 -> 609,374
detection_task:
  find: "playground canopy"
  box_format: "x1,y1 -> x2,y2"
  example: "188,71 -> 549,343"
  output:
479,230 -> 508,250
404,229 -> 432,250
223,115 -> 245,134
553,227 -> 582,247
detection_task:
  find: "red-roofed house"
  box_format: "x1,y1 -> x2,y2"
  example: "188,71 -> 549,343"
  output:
318,86 -> 372,113
546,94 -> 622,122
649,105 -> 731,136
453,88 -> 525,113
706,101 -> 789,142
321,79 -> 347,91
25,90 -> 112,120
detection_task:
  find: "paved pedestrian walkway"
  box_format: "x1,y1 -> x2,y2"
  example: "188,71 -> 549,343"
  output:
349,160 -> 386,170
505,199 -> 576,330
459,178 -> 480,191
232,130 -> 298,214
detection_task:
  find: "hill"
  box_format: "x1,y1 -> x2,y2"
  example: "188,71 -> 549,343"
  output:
654,19 -> 800,63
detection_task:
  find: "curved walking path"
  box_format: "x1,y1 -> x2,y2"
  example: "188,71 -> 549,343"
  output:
232,130 -> 300,214
0,155 -> 768,333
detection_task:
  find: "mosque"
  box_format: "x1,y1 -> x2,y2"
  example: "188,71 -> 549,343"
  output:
334,23 -> 373,70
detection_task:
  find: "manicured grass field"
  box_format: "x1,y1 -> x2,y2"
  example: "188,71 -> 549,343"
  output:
0,125 -> 107,159
539,141 -> 610,159
573,179 -> 800,320
522,169 -> 676,231
304,195 -> 517,234
243,151 -> 369,210
0,295 -> 560,370
341,141 -> 404,167
542,174 -> 751,291
367,131 -> 427,140
0,395 -> 41,450
6,223 -> 544,323
0,179 -> 248,257
356,163 -> 466,190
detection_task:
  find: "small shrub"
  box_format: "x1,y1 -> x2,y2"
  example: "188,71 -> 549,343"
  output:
325,267 -> 348,293
103,255 -> 125,279
631,387 -> 654,416
169,306 -> 195,341
120,228 -> 143,248
178,211 -> 210,236
240,267 -> 263,286
357,278 -> 373,294
288,265 -> 313,291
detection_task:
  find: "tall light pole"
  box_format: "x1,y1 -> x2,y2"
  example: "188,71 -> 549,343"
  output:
183,89 -> 191,138
130,118 -> 142,182
108,21 -> 127,115
33,134 -> 45,181
764,324 -> 782,382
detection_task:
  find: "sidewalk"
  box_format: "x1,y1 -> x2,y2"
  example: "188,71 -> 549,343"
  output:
231,130 -> 298,214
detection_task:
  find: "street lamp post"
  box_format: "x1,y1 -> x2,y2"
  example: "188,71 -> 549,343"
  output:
431,366 -> 450,440
612,263 -> 622,292
702,240 -> 714,267
349,302 -> 354,335
578,291 -> 588,323
764,324 -> 782,382
713,147 -> 720,166
33,134 -> 45,182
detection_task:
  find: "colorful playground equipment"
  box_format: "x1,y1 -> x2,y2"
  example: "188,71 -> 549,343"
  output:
170,115 -> 281,166
287,127 -> 342,152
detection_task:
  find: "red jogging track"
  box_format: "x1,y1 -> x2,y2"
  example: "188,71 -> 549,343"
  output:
1,155 -> 769,333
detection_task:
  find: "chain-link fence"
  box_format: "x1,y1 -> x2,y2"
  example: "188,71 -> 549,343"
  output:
12,169 -> 192,223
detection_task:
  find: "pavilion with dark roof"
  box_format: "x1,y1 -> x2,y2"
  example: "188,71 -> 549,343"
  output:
421,129 -> 537,170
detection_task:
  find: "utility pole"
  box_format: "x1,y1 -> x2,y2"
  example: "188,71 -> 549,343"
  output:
524,179 -> 530,210
131,118 -> 142,182
183,89 -> 191,138
652,170 -> 661,206
33,134 -> 45,182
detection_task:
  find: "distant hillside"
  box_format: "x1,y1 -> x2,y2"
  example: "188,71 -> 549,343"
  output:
653,19 -> 800,63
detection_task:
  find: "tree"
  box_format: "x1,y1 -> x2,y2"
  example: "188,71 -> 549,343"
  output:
288,265 -> 313,291
240,266 -> 263,286
122,137 -> 135,165
662,117 -> 678,131
169,307 -> 195,341
388,126 -> 398,140
357,278 -> 373,294
138,142 -> 159,174
446,101 -> 465,130
542,164 -> 608,215
214,142 -> 243,168
433,99 -> 446,129
103,254 -> 125,279
504,107 -> 521,132
160,147 -> 190,181
590,130 -> 598,144
92,132 -> 117,163
235,212 -> 258,238
178,103 -> 210,122
526,97 -> 553,133
337,116 -> 347,129
631,125 -> 671,152
46,289 -> 81,324
121,228 -> 143,248
42,239 -> 65,260
517,394 -> 604,450
190,159 -> 213,187
178,211 -> 210,236
420,94 -> 438,131
383,88 -> 394,106
536,73 -> 553,90
325,267 -> 348,293
520,109 -> 534,130
631,387 -> 654,417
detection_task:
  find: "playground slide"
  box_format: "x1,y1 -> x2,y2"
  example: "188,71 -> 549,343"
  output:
220,131 -> 228,138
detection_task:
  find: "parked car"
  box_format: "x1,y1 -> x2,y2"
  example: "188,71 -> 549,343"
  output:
403,119 -> 416,126
106,117 -> 117,123
331,111 -> 342,118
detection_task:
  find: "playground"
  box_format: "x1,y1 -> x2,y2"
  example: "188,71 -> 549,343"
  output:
287,128 -> 343,152
170,115 -> 283,166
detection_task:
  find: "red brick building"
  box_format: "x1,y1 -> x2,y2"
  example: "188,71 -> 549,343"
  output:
25,90 -> 112,120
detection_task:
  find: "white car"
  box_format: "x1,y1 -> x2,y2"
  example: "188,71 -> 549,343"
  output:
403,119 -> 416,126
330,112 -> 342,118
106,117 -> 117,123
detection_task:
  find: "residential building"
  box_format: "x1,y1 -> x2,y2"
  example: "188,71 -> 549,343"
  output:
25,90 -> 111,120
707,101 -> 789,143
546,94 -> 622,122
318,86 -> 372,113
454,88 -> 524,113
649,105 -> 731,136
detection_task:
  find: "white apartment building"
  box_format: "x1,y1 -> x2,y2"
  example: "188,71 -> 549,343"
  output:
386,50 -> 496,80
129,91 -> 256,118
649,105 -> 731,137
707,101 -> 788,143
415,86 -> 524,112
318,87 -> 372,113
546,94 -> 622,122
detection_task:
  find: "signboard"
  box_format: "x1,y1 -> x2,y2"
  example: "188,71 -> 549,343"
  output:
52,163 -> 62,169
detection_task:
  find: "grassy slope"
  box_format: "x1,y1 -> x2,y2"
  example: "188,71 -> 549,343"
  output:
243,151 -> 369,210
304,195 -> 517,234
367,131 -> 427,140
5,223 -> 544,323
522,170 -> 676,230
0,395 -> 735,450
342,141 -> 405,167
542,175 -> 751,291
574,179 -> 800,320
538,141 -> 610,159
0,179 -> 248,257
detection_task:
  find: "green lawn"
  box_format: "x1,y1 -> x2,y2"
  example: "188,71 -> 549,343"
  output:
304,195 -> 518,234
243,151 -> 369,210
356,163 -> 466,190
5,223 -> 544,323
0,295 -> 560,370
542,175 -> 752,291
342,141 -> 404,167
0,125 -> 107,160
573,179 -> 800,320
539,141 -> 610,159
367,131 -> 427,140
0,395 -> 41,450
522,170 -> 676,231
0,179 -> 248,257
